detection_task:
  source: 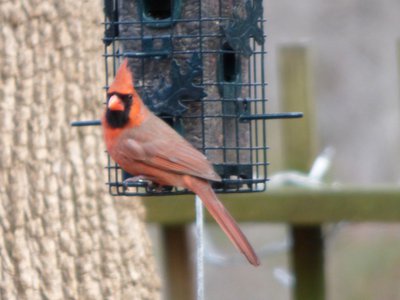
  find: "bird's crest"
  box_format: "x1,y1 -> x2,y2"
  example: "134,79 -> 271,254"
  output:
108,59 -> 134,95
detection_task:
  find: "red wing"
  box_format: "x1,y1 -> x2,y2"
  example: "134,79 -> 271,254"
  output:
142,139 -> 221,182
121,116 -> 221,182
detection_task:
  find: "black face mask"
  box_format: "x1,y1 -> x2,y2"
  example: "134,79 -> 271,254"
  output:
105,94 -> 133,128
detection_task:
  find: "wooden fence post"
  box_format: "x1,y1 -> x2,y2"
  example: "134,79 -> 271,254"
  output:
278,45 -> 324,300
161,226 -> 194,300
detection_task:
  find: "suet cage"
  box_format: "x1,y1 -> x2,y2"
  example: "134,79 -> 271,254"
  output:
73,0 -> 301,196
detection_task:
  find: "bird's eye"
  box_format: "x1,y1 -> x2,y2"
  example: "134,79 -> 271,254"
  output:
122,95 -> 133,103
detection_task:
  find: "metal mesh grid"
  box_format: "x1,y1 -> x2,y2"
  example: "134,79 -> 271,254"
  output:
103,0 -> 269,196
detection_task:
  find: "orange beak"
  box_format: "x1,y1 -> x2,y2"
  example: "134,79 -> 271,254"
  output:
108,95 -> 125,111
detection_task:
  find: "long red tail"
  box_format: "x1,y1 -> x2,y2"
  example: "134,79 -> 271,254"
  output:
184,176 -> 260,266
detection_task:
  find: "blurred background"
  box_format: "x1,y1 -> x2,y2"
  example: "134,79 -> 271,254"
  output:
267,0 -> 400,183
150,0 -> 400,299
2,0 -> 399,297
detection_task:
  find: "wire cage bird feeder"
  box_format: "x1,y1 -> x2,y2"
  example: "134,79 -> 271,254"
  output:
97,0 -> 300,196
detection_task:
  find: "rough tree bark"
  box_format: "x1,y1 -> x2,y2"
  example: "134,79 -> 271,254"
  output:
0,0 -> 160,299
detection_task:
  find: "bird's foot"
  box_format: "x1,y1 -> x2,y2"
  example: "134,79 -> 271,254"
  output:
123,175 -> 162,192
123,175 -> 155,186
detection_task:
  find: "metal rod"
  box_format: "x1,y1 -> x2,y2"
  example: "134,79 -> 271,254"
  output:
195,195 -> 204,300
196,3 -> 206,297
70,120 -> 102,126
124,51 -> 170,58
239,112 -> 303,121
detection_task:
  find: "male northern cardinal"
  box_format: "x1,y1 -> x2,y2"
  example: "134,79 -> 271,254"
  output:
102,59 -> 260,266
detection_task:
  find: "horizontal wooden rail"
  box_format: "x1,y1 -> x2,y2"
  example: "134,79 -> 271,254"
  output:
115,187 -> 400,224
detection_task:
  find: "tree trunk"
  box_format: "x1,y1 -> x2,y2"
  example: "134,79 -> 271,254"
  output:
0,1 -> 160,299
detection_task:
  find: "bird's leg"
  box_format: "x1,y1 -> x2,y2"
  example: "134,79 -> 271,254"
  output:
123,175 -> 162,192
123,175 -> 156,185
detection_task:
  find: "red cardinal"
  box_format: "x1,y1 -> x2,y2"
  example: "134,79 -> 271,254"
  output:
102,59 -> 260,266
